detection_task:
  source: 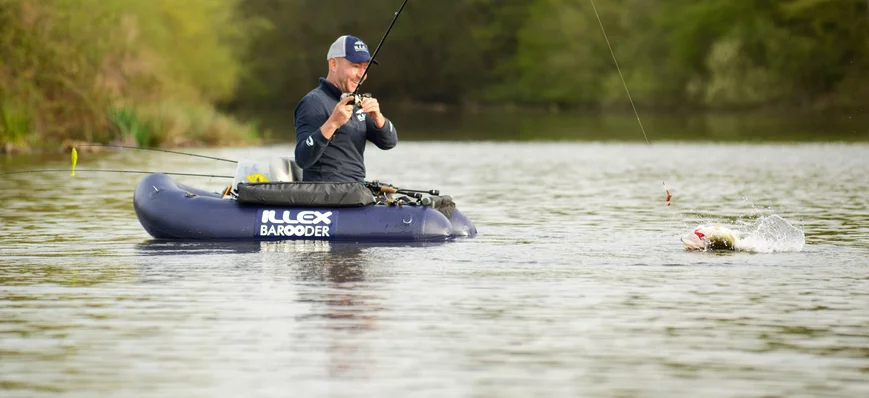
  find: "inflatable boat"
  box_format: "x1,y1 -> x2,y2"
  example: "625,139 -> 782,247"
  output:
133,173 -> 477,242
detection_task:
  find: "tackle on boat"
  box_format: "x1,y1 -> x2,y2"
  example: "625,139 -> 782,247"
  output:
133,157 -> 476,242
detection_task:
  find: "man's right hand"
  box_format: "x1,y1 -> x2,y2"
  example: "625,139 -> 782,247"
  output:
321,95 -> 355,139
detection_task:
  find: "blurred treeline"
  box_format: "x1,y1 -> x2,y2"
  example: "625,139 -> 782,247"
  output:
238,0 -> 869,110
2,0 -> 867,151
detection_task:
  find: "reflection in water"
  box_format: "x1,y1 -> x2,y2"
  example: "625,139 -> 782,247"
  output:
136,240 -> 264,255
133,239 -> 387,379
135,239 -> 445,257
292,245 -> 366,284
268,241 -> 380,379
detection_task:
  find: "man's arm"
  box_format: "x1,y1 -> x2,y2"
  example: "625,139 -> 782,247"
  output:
294,96 -> 354,168
366,117 -> 397,150
361,97 -> 397,150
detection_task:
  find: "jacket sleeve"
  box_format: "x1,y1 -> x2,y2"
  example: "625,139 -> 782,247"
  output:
366,117 -> 398,150
293,97 -> 332,169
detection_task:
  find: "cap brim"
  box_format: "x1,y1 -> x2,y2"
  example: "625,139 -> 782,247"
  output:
345,54 -> 379,65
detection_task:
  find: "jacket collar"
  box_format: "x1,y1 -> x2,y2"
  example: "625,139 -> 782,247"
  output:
319,77 -> 343,100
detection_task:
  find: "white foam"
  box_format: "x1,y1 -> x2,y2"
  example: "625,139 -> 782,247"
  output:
734,215 -> 805,253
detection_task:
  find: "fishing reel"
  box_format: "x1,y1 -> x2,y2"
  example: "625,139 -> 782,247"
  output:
366,181 -> 443,207
340,92 -> 372,107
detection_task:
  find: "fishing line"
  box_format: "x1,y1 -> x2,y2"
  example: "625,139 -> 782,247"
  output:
1,147 -> 233,179
589,0 -> 671,205
74,144 -> 237,164
0,169 -> 233,179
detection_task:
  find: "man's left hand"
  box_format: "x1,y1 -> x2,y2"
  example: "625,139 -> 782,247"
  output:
360,97 -> 386,128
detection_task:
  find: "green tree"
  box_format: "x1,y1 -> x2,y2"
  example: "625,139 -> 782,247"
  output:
1,0 -> 257,150
659,0 -> 869,107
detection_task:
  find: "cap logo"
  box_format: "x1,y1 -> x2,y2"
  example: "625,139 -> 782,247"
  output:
354,41 -> 368,53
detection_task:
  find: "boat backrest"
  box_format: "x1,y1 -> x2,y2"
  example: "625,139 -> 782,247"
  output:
224,158 -> 304,199
269,157 -> 303,182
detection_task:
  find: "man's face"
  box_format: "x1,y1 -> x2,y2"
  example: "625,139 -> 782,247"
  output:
330,57 -> 369,93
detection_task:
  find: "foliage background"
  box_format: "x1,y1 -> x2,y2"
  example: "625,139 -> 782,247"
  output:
2,0 -> 867,150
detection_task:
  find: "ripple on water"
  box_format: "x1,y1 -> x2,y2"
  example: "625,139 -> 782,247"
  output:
1,142 -> 869,397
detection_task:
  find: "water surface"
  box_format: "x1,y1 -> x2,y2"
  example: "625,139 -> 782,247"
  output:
2,130 -> 869,397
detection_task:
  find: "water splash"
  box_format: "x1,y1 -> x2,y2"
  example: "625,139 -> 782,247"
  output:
734,215 -> 805,253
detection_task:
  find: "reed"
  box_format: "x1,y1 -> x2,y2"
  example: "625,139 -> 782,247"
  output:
0,102 -> 32,152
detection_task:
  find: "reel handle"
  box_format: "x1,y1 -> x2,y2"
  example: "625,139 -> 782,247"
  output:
340,93 -> 372,107
377,185 -> 398,194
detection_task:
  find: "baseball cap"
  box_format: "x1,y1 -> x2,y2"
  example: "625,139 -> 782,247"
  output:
326,35 -> 379,65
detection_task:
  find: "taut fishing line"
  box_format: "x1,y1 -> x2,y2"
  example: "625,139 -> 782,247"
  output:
0,147 -> 233,179
589,0 -> 672,206
0,169 -> 232,179
74,144 -> 237,164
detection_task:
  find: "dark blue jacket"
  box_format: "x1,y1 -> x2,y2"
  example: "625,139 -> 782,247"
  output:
294,78 -> 398,182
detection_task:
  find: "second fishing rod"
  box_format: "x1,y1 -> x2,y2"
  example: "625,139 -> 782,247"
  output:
7,143 -> 438,195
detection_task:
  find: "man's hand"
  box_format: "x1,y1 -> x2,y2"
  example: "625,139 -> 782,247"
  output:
329,95 -> 355,126
321,95 -> 355,139
361,97 -> 386,129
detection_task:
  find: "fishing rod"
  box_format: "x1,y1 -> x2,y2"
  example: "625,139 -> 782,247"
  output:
74,144 -> 237,164
0,169 -> 233,179
391,187 -> 440,196
588,0 -> 672,206
367,181 -> 438,199
0,148 -> 233,179
350,0 -> 411,99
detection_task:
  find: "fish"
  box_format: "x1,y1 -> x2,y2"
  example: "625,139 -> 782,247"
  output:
681,225 -> 740,251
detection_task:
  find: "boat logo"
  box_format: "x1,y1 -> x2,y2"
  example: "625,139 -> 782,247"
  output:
355,108 -> 366,122
305,136 -> 314,147
354,41 -> 368,53
258,210 -> 334,238
261,210 -> 331,225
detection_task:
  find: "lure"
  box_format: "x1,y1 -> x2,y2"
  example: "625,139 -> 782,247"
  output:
71,148 -> 78,177
662,182 -> 672,206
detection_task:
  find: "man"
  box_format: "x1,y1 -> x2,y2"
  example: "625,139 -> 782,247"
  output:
293,35 -> 398,182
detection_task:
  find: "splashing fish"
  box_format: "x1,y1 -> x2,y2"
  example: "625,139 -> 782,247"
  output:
682,225 -> 740,251
681,215 -> 805,253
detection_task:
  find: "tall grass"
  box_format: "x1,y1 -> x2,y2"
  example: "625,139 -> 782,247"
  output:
0,102 -> 32,152
107,107 -> 154,147
108,101 -> 261,148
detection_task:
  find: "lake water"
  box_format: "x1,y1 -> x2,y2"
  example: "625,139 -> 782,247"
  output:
2,113 -> 869,397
